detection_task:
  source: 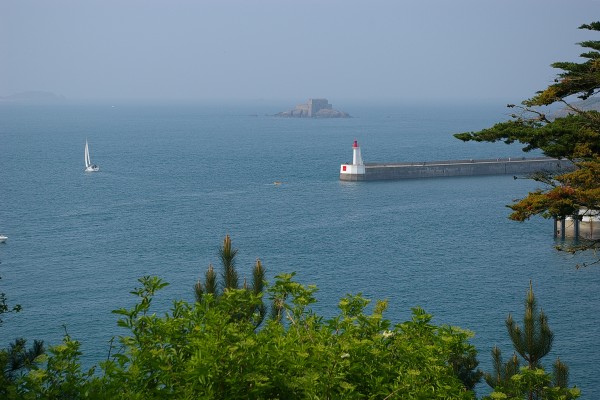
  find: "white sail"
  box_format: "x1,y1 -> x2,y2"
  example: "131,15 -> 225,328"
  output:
84,140 -> 99,172
85,140 -> 90,167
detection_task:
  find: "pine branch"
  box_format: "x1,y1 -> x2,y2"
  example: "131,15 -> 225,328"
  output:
553,357 -> 570,388
220,235 -> 239,290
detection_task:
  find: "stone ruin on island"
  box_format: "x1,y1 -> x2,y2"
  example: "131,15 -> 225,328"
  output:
275,98 -> 350,118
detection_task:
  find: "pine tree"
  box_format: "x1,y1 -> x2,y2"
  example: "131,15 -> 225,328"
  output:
194,235 -> 267,327
0,274 -> 45,396
220,234 -> 239,290
484,346 -> 520,393
506,281 -> 554,370
484,282 -> 579,399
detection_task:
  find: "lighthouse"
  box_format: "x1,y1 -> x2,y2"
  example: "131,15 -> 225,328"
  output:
340,140 -> 366,181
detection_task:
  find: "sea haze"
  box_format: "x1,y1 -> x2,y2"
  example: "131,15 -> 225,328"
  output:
1,102 -> 598,397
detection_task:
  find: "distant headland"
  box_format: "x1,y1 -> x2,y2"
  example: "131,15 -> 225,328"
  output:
552,97 -> 600,118
0,91 -> 65,104
275,98 -> 350,118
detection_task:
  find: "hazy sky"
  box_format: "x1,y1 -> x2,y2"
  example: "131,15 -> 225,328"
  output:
1,0 -> 598,102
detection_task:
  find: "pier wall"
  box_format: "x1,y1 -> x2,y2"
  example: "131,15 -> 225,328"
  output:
339,157 -> 573,181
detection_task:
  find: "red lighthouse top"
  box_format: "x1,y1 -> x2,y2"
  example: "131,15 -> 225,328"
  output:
353,140 -> 358,148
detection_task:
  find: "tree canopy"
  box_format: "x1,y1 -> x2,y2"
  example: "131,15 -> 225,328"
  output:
1,274 -> 481,399
454,22 -> 600,260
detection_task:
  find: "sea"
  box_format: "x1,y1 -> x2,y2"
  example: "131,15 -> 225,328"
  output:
1,100 -> 598,398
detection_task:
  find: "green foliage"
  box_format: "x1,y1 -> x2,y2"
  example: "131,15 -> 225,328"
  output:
3,339 -> 44,378
0,272 -> 476,398
0,274 -> 46,399
98,274 -> 479,399
15,244 -> 594,398
19,333 -> 97,399
485,366 -> 580,400
453,22 -> 600,259
454,113 -> 600,161
0,339 -> 45,398
484,283 -> 580,400
15,272 -> 595,398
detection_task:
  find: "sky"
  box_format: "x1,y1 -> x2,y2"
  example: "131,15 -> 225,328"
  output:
1,0 -> 598,103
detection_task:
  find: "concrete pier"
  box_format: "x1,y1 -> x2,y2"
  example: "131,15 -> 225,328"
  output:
554,211 -> 600,240
340,157 -> 574,181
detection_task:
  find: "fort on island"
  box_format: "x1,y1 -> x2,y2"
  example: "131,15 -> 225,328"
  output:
275,98 -> 350,118
339,140 -> 574,181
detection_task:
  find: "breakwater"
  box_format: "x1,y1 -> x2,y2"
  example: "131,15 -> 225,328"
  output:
339,156 -> 574,181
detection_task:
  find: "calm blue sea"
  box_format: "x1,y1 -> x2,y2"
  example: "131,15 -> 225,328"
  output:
1,101 -> 598,397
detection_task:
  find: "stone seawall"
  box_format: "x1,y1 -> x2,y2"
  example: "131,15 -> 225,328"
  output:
339,157 -> 573,181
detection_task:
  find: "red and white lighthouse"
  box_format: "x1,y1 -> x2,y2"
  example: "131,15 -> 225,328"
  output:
340,140 -> 366,180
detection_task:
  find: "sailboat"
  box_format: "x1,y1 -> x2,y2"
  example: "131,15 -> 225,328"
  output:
84,139 -> 99,172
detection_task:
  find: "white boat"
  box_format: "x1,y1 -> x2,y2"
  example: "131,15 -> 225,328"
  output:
84,139 -> 99,172
0,235 -> 7,243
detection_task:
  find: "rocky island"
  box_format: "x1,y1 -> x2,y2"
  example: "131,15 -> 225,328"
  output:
275,98 -> 350,118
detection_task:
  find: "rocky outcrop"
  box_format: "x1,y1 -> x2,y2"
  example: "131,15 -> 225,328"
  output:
275,98 -> 350,118
312,108 -> 351,118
